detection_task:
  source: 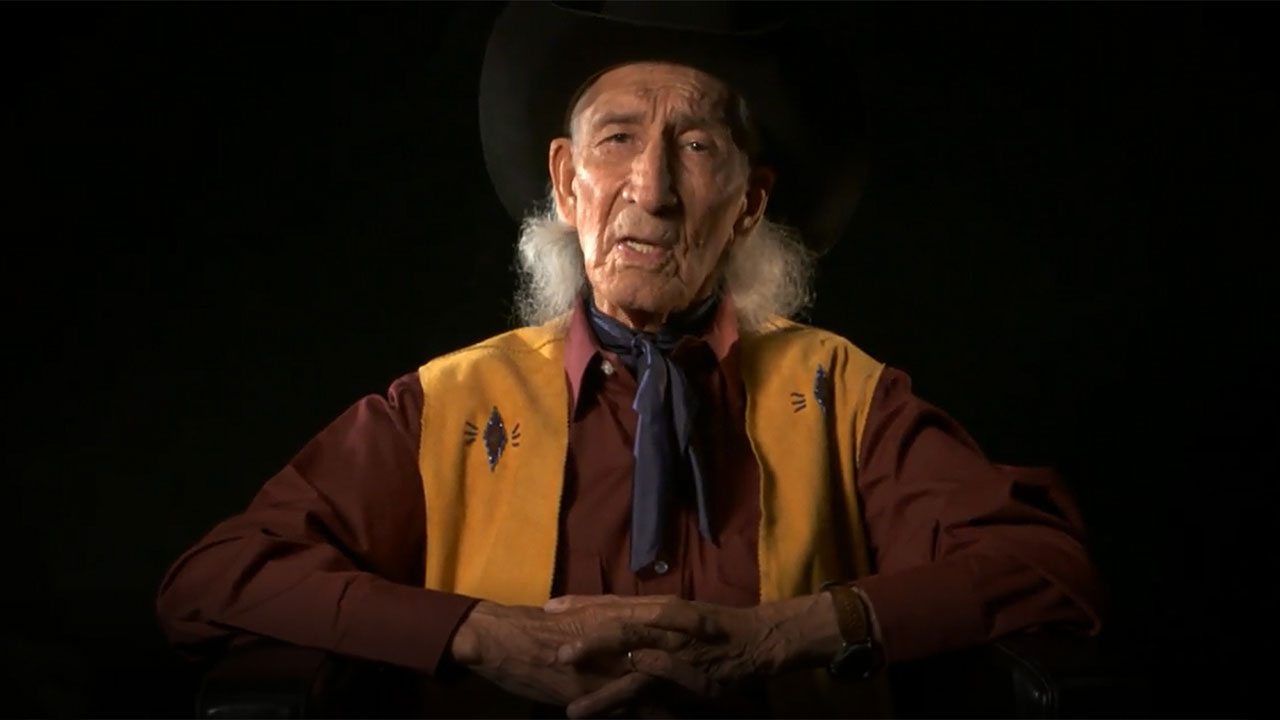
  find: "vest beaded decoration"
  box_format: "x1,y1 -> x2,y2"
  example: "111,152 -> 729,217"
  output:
417,315 -> 890,717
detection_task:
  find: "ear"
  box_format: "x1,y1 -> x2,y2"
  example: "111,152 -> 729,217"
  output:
734,165 -> 775,236
549,137 -> 578,227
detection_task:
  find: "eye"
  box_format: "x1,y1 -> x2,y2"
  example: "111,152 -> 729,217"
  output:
685,139 -> 711,153
603,132 -> 631,144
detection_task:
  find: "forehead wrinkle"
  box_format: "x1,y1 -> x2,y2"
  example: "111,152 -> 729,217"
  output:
570,64 -> 735,143
588,92 -> 727,132
638,82 -> 724,119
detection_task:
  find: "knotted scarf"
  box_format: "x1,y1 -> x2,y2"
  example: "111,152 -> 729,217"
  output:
585,295 -> 717,572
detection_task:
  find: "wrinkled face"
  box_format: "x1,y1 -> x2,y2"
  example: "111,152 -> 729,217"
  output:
549,62 -> 770,329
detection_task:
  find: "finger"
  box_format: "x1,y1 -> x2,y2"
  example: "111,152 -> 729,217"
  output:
627,601 -> 724,640
629,649 -> 722,703
558,602 -> 724,664
544,593 -> 677,613
557,623 -> 689,665
545,594 -> 626,613
565,672 -> 655,719
548,596 -> 720,640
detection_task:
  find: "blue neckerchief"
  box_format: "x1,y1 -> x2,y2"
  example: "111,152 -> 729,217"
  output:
585,295 -> 717,572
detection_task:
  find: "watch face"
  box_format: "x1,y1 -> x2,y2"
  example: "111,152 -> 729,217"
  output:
829,641 -> 875,681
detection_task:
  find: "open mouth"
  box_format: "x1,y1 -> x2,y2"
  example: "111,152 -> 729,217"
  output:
614,236 -> 674,266
614,237 -> 675,267
620,239 -> 666,255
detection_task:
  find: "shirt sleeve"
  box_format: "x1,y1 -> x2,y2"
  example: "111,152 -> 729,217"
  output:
156,371 -> 479,676
852,367 -> 1106,664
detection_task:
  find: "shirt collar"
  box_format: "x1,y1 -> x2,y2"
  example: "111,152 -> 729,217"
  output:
564,294 -> 741,409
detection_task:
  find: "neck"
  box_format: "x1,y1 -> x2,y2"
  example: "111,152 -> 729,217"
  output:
591,298 -> 663,333
590,291 -> 718,333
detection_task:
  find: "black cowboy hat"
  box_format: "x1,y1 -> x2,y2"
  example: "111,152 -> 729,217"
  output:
478,1 -> 866,253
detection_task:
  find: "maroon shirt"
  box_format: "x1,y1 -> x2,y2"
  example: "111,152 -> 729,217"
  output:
157,301 -> 1104,679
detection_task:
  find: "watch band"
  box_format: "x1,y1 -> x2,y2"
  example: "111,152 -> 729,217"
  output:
820,581 -> 880,681
822,581 -> 870,646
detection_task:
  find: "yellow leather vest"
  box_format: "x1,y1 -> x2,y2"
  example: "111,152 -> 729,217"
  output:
417,317 -> 890,716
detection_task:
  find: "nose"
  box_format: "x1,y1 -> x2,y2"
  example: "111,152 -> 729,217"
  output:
623,138 -> 678,214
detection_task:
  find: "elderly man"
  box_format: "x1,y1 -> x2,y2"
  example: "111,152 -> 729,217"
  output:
158,3 -> 1103,717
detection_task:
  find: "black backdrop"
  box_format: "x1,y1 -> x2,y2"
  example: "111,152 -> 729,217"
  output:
3,2 -> 1276,717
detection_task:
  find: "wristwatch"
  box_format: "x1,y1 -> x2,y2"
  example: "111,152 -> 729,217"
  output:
820,581 -> 880,681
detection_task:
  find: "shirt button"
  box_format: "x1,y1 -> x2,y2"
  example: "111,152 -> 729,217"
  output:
652,560 -> 670,575
600,359 -> 615,375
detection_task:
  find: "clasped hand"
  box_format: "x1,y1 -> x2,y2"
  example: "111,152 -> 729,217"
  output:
454,594 -> 788,717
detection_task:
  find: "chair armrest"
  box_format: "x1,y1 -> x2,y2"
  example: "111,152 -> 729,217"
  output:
986,631 -> 1149,718
201,632 -> 1148,718
197,641 -> 331,718
889,629 -> 1149,718
197,640 -> 422,719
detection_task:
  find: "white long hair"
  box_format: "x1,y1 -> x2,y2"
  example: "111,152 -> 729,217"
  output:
513,198 -> 816,334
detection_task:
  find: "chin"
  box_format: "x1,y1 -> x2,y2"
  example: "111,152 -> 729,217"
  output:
598,280 -> 691,317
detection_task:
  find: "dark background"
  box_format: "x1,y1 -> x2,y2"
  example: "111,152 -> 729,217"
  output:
3,2 -> 1276,717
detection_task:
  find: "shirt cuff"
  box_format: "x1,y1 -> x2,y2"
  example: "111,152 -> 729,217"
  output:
334,581 -> 480,676
854,556 -> 988,665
